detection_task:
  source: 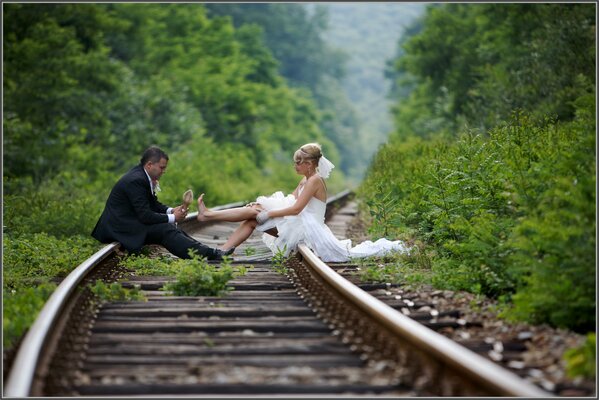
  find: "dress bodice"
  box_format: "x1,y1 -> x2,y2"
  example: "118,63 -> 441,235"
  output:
301,196 -> 326,223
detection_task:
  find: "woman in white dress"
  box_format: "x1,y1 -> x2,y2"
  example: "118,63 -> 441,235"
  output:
196,143 -> 408,262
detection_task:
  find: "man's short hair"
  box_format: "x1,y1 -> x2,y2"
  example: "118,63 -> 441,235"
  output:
141,146 -> 169,165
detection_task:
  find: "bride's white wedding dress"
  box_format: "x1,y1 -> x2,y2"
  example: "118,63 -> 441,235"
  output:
255,190 -> 409,262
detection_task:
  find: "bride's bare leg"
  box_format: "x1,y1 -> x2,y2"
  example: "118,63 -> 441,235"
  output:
220,219 -> 258,250
197,194 -> 260,222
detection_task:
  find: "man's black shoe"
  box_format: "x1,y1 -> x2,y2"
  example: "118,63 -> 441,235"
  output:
212,247 -> 235,261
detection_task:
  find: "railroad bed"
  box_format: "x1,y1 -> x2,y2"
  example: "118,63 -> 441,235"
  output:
71,200 -> 413,396
5,195 -> 559,397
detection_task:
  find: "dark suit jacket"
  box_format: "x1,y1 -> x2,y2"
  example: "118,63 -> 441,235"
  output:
92,164 -> 170,252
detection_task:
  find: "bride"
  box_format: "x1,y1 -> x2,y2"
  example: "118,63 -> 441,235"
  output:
196,143 -> 408,262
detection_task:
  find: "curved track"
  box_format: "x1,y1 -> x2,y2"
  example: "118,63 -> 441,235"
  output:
4,192 -> 550,397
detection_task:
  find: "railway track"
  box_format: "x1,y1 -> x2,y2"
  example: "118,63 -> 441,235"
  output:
4,191 -> 552,397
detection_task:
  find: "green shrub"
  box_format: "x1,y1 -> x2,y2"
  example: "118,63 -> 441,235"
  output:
162,252 -> 247,296
359,97 -> 595,330
3,233 -> 101,290
119,252 -> 249,296
118,253 -> 181,276
3,172 -> 114,238
3,283 -> 56,349
2,232 -> 101,351
89,280 -> 146,303
564,333 -> 596,379
505,170 -> 596,330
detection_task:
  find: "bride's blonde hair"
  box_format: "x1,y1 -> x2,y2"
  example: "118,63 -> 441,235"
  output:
294,143 -> 322,165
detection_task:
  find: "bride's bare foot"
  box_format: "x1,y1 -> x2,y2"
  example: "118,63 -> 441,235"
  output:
197,193 -> 209,222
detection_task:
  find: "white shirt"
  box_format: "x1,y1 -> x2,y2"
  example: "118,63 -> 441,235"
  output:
144,168 -> 175,224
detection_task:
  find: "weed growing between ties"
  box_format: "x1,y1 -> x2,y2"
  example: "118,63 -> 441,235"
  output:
119,251 -> 248,296
244,246 -> 257,256
89,280 -> 146,303
119,253 -> 182,276
271,247 -> 289,275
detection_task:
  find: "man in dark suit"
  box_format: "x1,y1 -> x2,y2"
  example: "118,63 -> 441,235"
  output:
92,146 -> 232,260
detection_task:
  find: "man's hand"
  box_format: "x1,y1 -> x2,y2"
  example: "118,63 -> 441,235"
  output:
173,205 -> 188,222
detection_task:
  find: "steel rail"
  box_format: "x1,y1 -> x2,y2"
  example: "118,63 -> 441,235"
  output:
3,200 -> 247,398
297,244 -> 552,397
4,243 -> 120,398
325,188 -> 352,204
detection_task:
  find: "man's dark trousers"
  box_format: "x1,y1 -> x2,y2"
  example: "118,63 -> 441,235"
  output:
145,223 -> 217,259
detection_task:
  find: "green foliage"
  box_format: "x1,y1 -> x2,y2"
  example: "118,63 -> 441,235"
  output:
3,172 -> 115,238
162,252 -> 246,296
206,3 -> 367,180
564,333 -> 596,379
3,233 -> 101,290
1,220 -> 96,353
119,254 -> 180,276
206,4 -> 344,92
370,4 -> 596,331
89,280 -> 146,302
3,283 -> 56,349
101,3 -> 334,165
271,248 -> 289,275
389,3 -> 596,140
360,98 -> 595,331
358,260 -> 402,284
356,246 -> 431,285
4,3 -> 345,189
365,184 -> 401,238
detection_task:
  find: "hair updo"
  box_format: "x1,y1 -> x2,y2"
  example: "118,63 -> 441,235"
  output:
294,143 -> 322,166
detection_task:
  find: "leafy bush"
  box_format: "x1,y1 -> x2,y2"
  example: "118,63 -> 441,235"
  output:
118,253 -> 181,276
3,283 -> 56,348
564,333 -> 596,379
359,98 -> 595,331
162,252 -> 247,296
3,170 -> 117,238
2,231 -> 102,351
119,252 -> 251,297
3,233 -> 101,290
378,4 -> 595,330
89,280 -> 146,303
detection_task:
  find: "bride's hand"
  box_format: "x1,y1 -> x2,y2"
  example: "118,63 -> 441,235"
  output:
256,210 -> 270,225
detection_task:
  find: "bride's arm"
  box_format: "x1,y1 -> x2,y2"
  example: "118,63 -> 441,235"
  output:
268,178 -> 319,218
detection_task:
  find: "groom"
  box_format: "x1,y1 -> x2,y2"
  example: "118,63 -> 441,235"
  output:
91,146 -> 232,260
